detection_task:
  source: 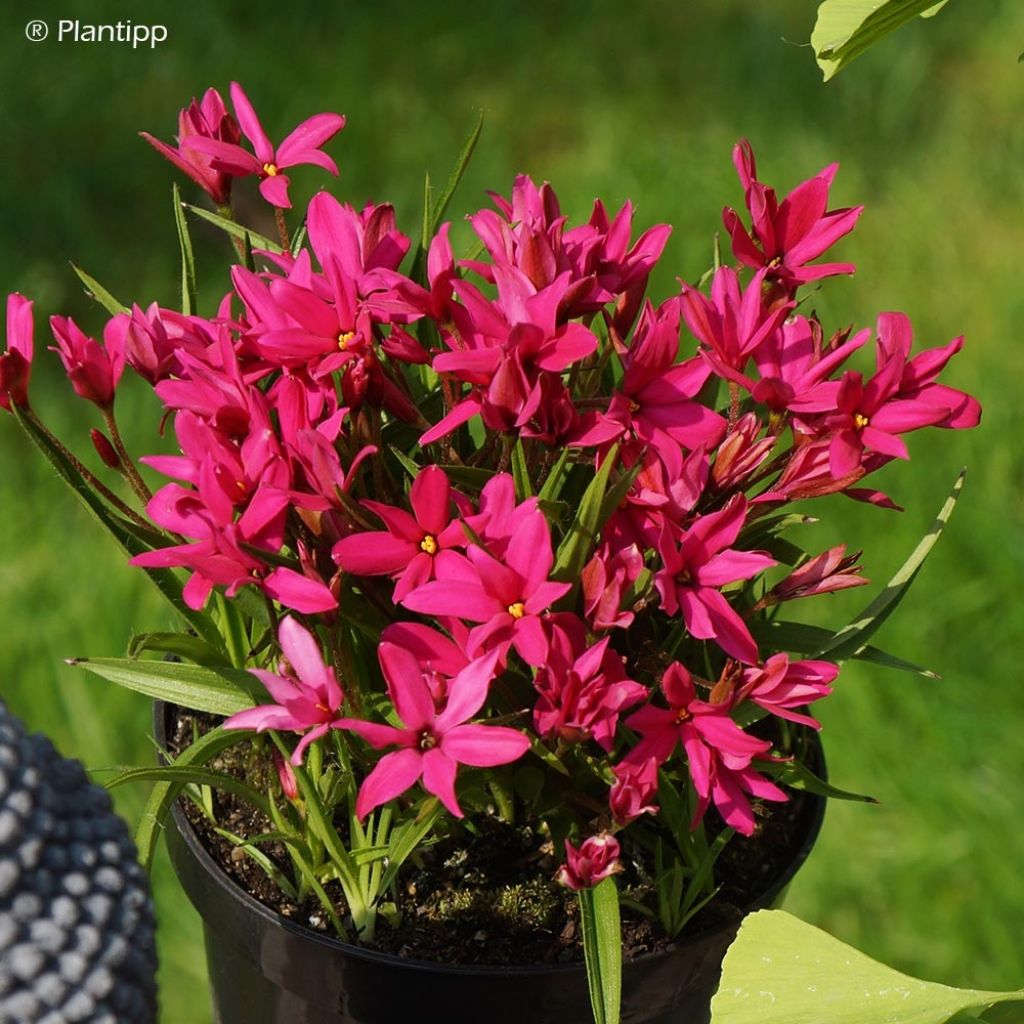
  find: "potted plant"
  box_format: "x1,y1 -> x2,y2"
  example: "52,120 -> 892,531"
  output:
0,82 -> 980,1024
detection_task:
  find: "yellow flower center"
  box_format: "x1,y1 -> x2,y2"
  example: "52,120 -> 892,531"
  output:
508,602 -> 526,619
262,162 -> 279,177
674,707 -> 691,725
420,534 -> 438,555
338,330 -> 355,350
854,413 -> 870,429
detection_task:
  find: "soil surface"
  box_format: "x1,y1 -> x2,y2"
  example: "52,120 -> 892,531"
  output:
167,708 -> 818,967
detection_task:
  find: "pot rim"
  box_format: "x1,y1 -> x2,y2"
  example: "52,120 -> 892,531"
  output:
156,699 -> 826,978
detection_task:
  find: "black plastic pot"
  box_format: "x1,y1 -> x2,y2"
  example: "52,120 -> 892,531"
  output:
156,703 -> 825,1024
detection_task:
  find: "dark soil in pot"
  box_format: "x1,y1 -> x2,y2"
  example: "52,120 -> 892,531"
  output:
157,702 -> 826,1024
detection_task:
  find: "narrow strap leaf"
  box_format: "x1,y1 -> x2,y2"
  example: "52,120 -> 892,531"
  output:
813,469 -> 965,662
134,725 -> 243,869
183,203 -> 281,253
511,439 -> 534,499
127,631 -> 229,668
105,764 -> 270,818
430,109 -> 484,234
578,876 -> 622,1024
172,184 -> 197,315
70,263 -> 128,315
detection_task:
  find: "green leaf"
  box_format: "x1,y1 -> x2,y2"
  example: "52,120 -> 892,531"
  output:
68,657 -> 258,716
511,439 -> 534,499
104,765 -> 270,818
212,826 -> 299,902
552,444 -> 621,586
69,263 -> 128,315
430,109 -> 484,235
710,909 -> 1024,1024
749,620 -> 939,678
127,631 -> 229,668
377,799 -> 444,894
172,185 -> 197,315
762,759 -> 878,804
812,0 -> 956,81
134,725 -> 243,869
183,203 -> 281,253
10,404 -> 225,652
579,876 -> 622,1024
813,470 -> 965,662
537,448 -> 571,503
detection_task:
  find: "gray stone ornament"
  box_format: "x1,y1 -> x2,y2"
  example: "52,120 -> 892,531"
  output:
0,702 -> 157,1024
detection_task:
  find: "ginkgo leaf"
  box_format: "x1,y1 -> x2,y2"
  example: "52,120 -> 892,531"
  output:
711,910 -> 1024,1024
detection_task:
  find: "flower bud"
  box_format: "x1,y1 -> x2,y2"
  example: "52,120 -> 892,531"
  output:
90,429 -> 121,469
555,833 -> 624,891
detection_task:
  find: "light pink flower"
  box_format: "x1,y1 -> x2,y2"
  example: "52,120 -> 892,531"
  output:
555,834 -> 623,891
338,645 -> 529,819
223,617 -> 345,765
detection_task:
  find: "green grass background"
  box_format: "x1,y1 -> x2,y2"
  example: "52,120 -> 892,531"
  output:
1,2 -> 1021,1021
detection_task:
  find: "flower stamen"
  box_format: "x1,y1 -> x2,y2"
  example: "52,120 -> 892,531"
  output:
262,162 -> 279,177
508,601 -> 526,619
338,330 -> 355,350
420,534 -> 438,555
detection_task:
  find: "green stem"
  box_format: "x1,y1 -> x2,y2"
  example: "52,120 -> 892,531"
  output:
216,202 -> 247,261
102,407 -> 152,503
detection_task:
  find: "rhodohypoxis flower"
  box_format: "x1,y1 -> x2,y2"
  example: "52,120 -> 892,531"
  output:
0,294 -> 34,412
555,834 -> 623,891
609,757 -> 659,827
188,82 -> 345,208
402,508 -> 571,666
532,630 -> 647,751
763,545 -> 867,605
339,645 -> 529,819
49,316 -> 125,408
140,87 -> 241,205
333,465 -> 469,600
723,138 -> 863,293
823,313 -> 977,478
625,663 -> 786,835
223,617 -> 345,765
735,654 -> 838,730
654,496 -> 775,664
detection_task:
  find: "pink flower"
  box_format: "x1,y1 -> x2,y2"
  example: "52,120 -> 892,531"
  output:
625,663 -> 786,835
609,757 -> 660,827
0,294 -> 34,412
764,545 -> 867,605
403,509 -> 571,666
735,654 -> 838,730
223,617 -> 345,765
332,465 -> 469,600
654,496 -> 775,664
680,266 -> 791,375
140,87 -> 241,205
532,629 -> 647,751
555,834 -> 623,891
339,645 -> 529,819
49,315 -> 125,408
581,541 -> 644,631
723,139 -> 863,293
187,82 -> 345,208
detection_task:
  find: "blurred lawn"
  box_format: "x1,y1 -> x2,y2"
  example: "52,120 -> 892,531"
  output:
1,2 -> 1022,1021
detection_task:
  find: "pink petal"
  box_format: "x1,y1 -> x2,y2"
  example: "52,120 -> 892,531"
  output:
262,567 -> 338,613
355,748 -> 423,819
442,724 -> 530,767
229,82 -> 275,162
402,579 -> 499,621
290,723 -> 330,766
378,643 -> 434,731
259,173 -> 292,209
333,532 -> 417,575
277,113 -> 346,169
223,705 -> 299,733
421,748 -> 462,817
435,648 -> 502,732
410,465 -> 452,536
